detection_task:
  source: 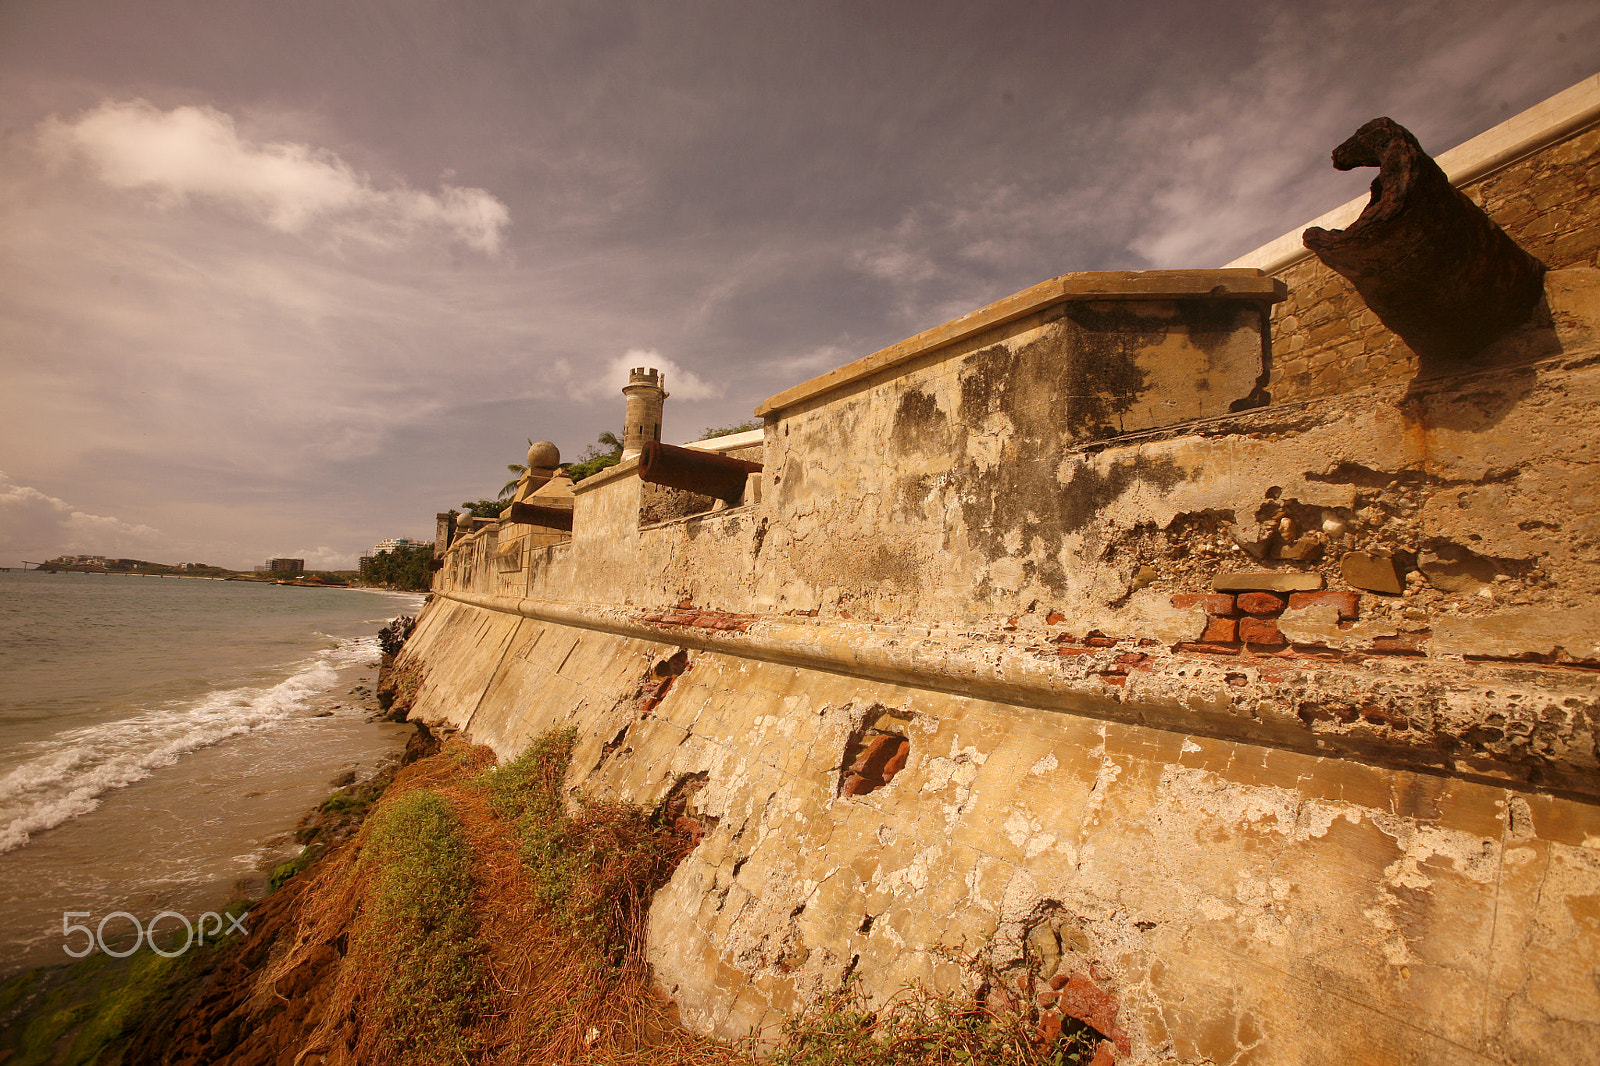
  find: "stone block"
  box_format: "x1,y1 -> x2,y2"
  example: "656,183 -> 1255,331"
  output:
1236,591 -> 1287,615
1287,590 -> 1360,620
1213,571 -> 1324,592
1340,551 -> 1404,594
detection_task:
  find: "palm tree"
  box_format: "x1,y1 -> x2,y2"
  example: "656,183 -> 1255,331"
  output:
498,439 -> 535,499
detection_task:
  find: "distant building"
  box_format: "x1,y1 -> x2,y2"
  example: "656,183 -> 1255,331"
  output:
267,558 -> 305,574
370,537 -> 426,556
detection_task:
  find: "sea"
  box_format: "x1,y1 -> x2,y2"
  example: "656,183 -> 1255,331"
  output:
0,570 -> 425,976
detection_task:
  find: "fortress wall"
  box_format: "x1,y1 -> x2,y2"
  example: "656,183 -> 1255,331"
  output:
405,94 -> 1600,1061
426,266 -> 1600,799
397,594 -> 1600,1063
1235,76 -> 1600,403
404,267 -> 1600,1062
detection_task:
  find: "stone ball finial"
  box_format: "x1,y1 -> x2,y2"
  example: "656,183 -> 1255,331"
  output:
527,440 -> 560,470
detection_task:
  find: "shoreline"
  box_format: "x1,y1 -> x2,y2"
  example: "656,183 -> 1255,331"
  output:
0,596 -> 425,981
0,726 -> 439,1066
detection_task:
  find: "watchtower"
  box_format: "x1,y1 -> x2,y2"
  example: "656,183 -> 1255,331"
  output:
621,367 -> 668,459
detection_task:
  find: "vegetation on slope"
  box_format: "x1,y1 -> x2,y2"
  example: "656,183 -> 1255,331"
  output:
3,732 -> 1118,1065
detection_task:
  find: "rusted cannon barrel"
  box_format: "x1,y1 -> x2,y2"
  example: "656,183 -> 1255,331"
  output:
1302,117 -> 1545,367
639,441 -> 762,502
506,501 -> 573,530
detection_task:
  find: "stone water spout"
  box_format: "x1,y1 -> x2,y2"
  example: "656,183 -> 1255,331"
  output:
1303,117 -> 1545,368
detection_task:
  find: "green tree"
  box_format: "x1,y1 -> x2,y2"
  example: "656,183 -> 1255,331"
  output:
359,544 -> 434,591
564,429 -> 623,483
499,439 -> 537,499
698,420 -> 760,439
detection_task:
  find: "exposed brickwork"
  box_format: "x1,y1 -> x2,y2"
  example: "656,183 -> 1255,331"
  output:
1171,592 -> 1238,615
642,607 -> 755,632
1287,590 -> 1362,619
1238,616 -> 1287,646
1236,591 -> 1287,615
1268,123 -> 1600,403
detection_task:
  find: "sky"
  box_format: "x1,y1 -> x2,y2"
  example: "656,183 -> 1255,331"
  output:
0,1 -> 1596,570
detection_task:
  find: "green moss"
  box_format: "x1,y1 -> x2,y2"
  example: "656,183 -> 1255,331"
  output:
269,846 -> 319,891
352,788 -> 483,1066
0,947 -> 181,1066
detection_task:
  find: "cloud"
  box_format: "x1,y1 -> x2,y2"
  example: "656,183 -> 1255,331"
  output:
39,99 -> 509,254
564,348 -> 722,405
0,472 -> 164,562
284,545 -> 364,571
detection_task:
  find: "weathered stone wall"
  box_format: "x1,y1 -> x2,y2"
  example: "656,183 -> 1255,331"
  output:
397,594 -> 1600,1064
1265,119 -> 1598,402
409,94 -> 1600,1063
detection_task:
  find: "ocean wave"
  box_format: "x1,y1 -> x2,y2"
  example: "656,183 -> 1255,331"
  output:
0,637 -> 379,854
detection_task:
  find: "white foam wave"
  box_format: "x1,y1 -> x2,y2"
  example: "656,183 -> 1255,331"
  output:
0,637 -> 379,854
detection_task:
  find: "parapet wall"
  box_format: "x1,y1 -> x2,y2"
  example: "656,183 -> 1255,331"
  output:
410,105 -> 1600,1065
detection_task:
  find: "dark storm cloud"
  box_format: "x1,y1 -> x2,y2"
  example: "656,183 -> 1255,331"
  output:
0,0 -> 1595,567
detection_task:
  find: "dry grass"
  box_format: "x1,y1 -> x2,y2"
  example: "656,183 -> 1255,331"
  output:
257,732 -> 1100,1066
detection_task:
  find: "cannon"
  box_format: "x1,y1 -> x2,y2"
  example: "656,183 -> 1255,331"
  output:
505,501 -> 574,531
639,441 -> 763,504
1302,117 -> 1545,368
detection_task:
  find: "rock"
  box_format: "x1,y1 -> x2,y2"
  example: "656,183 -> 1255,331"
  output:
1340,551 -> 1404,594
1417,545 -> 1497,593
1213,571 -> 1324,592
311,710 -> 334,718
329,769 -> 357,787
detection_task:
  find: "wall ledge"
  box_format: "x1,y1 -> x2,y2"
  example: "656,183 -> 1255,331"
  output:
435,589 -> 1600,804
754,269 -> 1286,418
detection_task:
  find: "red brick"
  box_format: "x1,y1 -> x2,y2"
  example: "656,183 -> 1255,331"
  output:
1236,591 -> 1287,615
1090,1043 -> 1117,1066
1288,590 -> 1361,620
1058,647 -> 1097,656
1083,632 -> 1118,647
850,734 -> 905,780
1046,611 -> 1067,625
880,740 -> 909,782
1056,974 -> 1130,1056
1239,617 -> 1286,645
1171,593 -> 1237,615
1176,642 -> 1242,655
1114,652 -> 1149,667
1035,1008 -> 1064,1045
1201,616 -> 1239,643
841,774 -> 875,797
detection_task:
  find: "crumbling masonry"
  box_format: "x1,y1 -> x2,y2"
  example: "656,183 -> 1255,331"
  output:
402,77 -> 1600,1065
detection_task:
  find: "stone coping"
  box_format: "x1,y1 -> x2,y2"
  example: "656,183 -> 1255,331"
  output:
679,428 -> 764,451
436,589 -> 1600,804
1225,72 -> 1600,275
753,269 -> 1287,418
